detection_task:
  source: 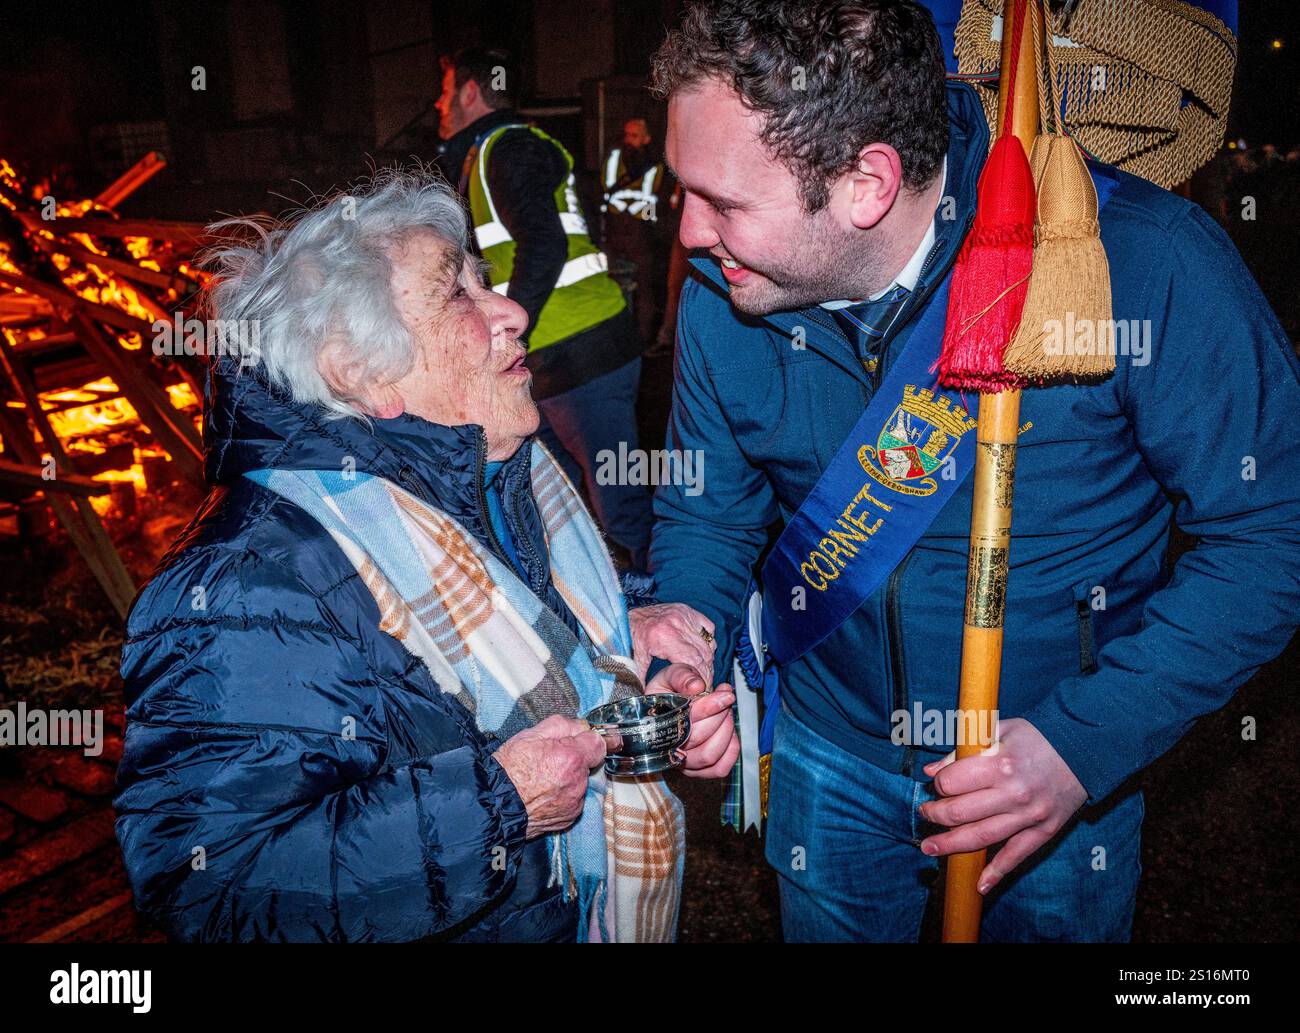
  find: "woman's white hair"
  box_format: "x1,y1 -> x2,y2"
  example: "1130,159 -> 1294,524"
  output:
204,165 -> 469,419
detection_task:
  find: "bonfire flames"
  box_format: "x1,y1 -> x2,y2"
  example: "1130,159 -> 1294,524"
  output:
28,378 -> 200,517
0,153 -> 210,612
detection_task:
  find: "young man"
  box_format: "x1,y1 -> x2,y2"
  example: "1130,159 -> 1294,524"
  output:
648,0 -> 1300,941
436,47 -> 654,568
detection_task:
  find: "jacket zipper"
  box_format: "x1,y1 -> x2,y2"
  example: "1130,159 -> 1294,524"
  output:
763,210 -> 977,772
397,467 -> 431,505
474,430 -> 510,566
887,549 -> 916,776
501,437 -> 546,594
877,211 -> 975,777
795,307 -> 877,392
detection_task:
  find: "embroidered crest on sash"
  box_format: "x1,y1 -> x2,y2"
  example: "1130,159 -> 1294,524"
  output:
860,384 -> 978,497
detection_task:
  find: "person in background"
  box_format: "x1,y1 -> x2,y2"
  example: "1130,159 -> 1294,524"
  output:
602,117 -> 670,347
436,46 -> 654,570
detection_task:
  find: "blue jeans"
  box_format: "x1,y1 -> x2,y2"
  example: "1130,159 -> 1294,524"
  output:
536,357 -> 653,568
763,703 -> 1143,942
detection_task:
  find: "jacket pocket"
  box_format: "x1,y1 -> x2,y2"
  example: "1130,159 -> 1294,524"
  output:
1071,578 -> 1100,675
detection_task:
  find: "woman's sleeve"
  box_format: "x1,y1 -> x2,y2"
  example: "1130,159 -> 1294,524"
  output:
113,548 -> 529,942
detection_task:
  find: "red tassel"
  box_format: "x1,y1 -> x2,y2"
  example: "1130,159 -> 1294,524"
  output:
933,132 -> 1036,392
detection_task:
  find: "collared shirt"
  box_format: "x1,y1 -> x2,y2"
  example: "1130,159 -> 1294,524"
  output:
819,155 -> 948,312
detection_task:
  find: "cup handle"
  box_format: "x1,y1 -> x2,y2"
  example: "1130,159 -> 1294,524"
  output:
589,724 -> 624,753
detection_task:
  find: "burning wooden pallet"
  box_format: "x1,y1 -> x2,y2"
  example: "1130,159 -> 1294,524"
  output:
0,153 -> 213,618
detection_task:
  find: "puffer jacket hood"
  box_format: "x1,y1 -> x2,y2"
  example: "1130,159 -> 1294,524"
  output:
204,359 -> 521,546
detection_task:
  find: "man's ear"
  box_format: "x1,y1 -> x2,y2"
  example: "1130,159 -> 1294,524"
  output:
318,341 -> 406,419
846,143 -> 905,231
460,76 -> 481,111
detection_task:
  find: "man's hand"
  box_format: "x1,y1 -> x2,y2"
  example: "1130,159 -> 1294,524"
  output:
493,715 -> 607,839
646,663 -> 738,779
917,717 -> 1088,894
628,603 -> 716,682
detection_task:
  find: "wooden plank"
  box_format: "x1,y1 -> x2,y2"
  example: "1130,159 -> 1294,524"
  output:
29,356 -> 104,394
0,295 -> 53,316
0,810 -> 116,898
0,367 -> 136,619
27,890 -> 135,943
27,233 -> 186,293
21,389 -> 121,417
8,332 -> 78,352
15,211 -> 215,244
0,457 -> 109,497
0,408 -> 130,613
68,312 -> 204,485
94,151 -> 167,209
0,269 -> 154,335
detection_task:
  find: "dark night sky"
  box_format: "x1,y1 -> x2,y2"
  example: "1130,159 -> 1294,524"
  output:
1231,0 -> 1300,145
0,1 -> 166,118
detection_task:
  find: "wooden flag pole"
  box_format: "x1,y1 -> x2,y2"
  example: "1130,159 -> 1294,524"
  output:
941,0 -> 1041,944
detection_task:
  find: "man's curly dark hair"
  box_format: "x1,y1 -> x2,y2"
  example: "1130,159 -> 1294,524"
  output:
651,0 -> 949,212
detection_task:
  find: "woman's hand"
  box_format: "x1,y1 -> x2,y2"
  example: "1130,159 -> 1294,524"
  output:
628,603 -> 716,682
645,663 -> 739,779
493,715 -> 607,839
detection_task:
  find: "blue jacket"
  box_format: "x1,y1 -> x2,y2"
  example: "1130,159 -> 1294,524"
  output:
650,82 -> 1300,803
114,362 -> 604,942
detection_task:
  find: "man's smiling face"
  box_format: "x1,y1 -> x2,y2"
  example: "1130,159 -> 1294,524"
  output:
666,77 -> 876,316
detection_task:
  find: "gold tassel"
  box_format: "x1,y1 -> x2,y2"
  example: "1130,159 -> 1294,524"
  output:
1003,133 -> 1114,381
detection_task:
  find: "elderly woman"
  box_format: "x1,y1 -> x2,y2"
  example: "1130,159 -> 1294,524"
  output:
113,169 -> 737,943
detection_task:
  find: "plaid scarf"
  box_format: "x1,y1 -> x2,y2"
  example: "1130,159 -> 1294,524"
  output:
247,442 -> 684,942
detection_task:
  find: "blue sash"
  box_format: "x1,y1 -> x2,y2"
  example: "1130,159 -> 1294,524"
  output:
760,272 -> 975,667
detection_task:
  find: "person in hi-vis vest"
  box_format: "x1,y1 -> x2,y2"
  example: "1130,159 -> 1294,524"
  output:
602,118 -> 670,345
436,47 -> 654,570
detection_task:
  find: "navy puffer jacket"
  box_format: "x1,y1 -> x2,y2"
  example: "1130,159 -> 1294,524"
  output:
114,362 -> 647,942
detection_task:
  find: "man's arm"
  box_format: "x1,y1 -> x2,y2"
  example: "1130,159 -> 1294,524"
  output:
649,275 -> 780,684
1023,203 -> 1300,802
487,131 -> 569,336
921,203 -> 1300,891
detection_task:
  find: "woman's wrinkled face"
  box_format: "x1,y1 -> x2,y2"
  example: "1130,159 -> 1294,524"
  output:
385,228 -> 537,460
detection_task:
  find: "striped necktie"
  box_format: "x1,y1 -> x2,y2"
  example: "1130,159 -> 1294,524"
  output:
830,284 -> 911,374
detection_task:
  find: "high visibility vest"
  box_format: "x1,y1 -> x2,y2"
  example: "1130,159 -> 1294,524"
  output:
602,147 -> 665,223
468,123 -> 626,351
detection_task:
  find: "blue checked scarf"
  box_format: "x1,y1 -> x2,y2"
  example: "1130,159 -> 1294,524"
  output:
247,441 -> 684,942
